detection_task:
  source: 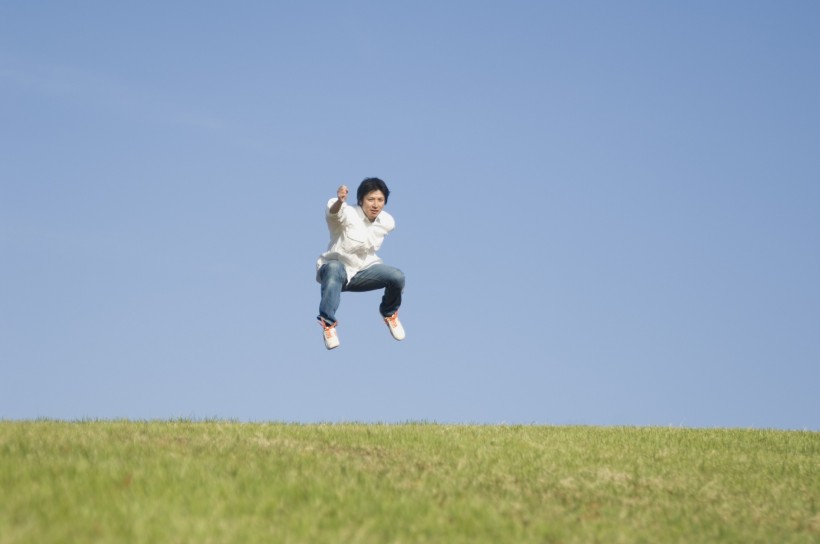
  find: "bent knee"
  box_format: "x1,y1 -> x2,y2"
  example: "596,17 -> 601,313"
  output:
321,261 -> 347,281
390,268 -> 406,289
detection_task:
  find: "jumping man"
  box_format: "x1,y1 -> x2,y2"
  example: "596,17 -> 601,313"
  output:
315,177 -> 406,350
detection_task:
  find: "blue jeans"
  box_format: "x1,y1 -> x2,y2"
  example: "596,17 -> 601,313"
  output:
317,261 -> 405,326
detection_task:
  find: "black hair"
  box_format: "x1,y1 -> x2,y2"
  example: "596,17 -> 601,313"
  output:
356,177 -> 390,206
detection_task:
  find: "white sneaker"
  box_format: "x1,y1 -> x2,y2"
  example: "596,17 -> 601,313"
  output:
383,312 -> 405,341
319,319 -> 340,350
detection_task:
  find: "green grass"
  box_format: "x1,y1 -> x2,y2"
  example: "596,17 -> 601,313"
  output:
0,421 -> 817,543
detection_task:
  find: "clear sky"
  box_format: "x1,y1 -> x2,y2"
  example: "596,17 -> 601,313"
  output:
2,2 -> 818,429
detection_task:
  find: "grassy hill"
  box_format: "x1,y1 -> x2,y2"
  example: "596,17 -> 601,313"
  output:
1,421 -> 817,543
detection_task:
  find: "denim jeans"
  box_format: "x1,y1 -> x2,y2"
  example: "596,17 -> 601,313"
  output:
317,260 -> 405,326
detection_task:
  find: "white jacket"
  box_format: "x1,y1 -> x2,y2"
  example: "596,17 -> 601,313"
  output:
316,198 -> 395,282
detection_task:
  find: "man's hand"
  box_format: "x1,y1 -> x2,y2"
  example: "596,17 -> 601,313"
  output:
330,185 -> 348,215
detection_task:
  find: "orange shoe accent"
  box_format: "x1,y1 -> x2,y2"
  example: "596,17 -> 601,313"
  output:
383,311 -> 405,341
319,318 -> 340,349
319,317 -> 337,330
384,312 -> 399,327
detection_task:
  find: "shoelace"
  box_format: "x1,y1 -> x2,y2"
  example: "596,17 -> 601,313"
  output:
319,318 -> 337,331
384,312 -> 399,327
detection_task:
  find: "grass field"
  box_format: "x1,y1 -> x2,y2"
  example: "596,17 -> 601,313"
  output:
0,421 -> 817,543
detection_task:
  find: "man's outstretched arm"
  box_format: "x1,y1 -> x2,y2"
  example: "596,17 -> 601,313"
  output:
328,185 -> 348,215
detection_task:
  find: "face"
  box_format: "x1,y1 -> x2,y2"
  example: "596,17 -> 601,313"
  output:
360,190 -> 386,221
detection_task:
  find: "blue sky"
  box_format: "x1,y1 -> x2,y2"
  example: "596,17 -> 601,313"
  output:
2,2 -> 818,429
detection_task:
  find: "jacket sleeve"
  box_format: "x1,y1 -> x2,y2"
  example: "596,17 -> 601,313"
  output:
325,198 -> 348,227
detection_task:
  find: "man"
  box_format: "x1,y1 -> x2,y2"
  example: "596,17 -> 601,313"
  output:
315,177 -> 406,350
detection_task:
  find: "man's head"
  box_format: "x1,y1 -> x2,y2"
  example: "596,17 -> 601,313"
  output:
357,177 -> 390,221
